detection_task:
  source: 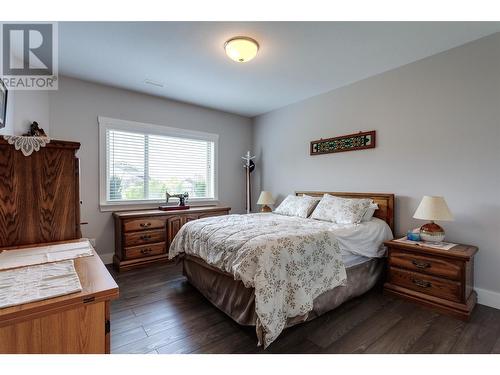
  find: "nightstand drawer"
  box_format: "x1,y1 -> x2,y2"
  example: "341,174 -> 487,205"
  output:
123,218 -> 165,232
388,267 -> 462,303
125,242 -> 166,259
124,229 -> 165,247
389,249 -> 462,280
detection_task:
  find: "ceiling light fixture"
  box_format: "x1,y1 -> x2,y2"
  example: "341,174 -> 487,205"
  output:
224,37 -> 259,63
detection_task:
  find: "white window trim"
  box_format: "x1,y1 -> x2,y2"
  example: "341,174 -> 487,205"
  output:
98,116 -> 219,212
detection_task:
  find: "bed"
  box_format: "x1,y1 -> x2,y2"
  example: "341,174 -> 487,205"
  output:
169,192 -> 395,347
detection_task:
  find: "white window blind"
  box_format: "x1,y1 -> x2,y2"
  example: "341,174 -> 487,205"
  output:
105,127 -> 215,203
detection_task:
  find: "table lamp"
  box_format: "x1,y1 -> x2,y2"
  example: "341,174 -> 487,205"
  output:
413,196 -> 454,242
257,191 -> 275,212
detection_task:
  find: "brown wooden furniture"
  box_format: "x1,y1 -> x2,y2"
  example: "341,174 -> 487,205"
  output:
295,191 -> 395,232
0,240 -> 118,354
113,206 -> 231,272
0,139 -> 82,247
0,139 -> 119,353
384,239 -> 478,321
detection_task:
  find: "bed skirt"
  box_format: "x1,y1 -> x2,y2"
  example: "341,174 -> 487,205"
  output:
181,254 -> 384,331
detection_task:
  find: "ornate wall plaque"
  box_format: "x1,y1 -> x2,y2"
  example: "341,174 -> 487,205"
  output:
310,130 -> 376,156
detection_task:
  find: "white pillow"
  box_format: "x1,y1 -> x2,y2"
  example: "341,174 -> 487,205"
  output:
362,203 -> 379,222
274,195 -> 319,218
310,194 -> 372,224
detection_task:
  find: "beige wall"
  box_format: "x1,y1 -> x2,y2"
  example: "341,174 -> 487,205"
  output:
0,90 -> 49,136
49,76 -> 252,259
253,33 -> 500,303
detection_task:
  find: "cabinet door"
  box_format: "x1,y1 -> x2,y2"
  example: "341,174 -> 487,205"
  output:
182,214 -> 200,225
0,302 -> 106,354
0,144 -> 79,247
166,215 -> 183,247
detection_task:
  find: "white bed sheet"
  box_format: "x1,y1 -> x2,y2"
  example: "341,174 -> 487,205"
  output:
298,216 -> 393,259
342,251 -> 370,268
326,217 -> 394,259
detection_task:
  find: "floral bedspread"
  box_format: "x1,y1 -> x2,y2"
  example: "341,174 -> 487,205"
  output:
169,213 -> 347,347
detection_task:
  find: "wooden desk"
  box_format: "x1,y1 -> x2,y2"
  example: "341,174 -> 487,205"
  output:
0,242 -> 119,354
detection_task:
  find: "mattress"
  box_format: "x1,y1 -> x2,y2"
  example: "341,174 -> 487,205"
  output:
182,255 -> 384,333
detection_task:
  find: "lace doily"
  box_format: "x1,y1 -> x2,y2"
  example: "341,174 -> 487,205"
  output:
3,135 -> 51,156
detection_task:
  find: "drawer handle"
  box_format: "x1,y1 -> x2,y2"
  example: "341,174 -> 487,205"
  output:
140,248 -> 153,254
412,260 -> 431,269
412,278 -> 432,288
140,222 -> 151,228
140,235 -> 152,241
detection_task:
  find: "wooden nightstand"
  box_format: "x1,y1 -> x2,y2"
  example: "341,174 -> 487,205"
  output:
384,239 -> 478,321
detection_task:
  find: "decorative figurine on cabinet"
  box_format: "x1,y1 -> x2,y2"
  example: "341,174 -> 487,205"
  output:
159,191 -> 190,211
23,121 -> 47,137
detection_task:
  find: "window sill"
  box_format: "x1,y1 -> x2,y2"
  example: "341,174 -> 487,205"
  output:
99,199 -> 220,213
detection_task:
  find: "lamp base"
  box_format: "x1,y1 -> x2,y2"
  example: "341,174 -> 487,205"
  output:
260,205 -> 272,213
420,221 -> 445,242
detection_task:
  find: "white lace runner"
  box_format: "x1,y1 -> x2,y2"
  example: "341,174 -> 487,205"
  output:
0,260 -> 82,309
3,135 -> 51,156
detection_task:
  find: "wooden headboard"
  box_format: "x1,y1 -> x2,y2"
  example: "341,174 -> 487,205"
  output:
295,191 -> 395,233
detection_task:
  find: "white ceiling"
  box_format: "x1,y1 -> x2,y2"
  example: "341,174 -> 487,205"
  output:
59,22 -> 500,117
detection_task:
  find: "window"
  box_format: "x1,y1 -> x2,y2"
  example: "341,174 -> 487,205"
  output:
99,117 -> 218,209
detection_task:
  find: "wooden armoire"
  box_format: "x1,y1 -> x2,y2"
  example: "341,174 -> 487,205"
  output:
0,138 -> 81,246
0,138 -> 118,354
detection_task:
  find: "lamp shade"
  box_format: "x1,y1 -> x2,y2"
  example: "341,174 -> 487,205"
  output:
413,196 -> 454,221
257,191 -> 275,205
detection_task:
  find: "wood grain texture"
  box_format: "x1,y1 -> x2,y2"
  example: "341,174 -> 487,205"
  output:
0,139 -> 118,354
450,304 -> 500,353
123,218 -> 165,232
124,229 -> 165,248
166,215 -> 183,248
407,315 -> 467,353
388,267 -> 462,302
0,139 -> 81,247
384,240 -> 478,321
0,302 -> 105,354
108,262 -> 500,354
125,242 -> 166,259
389,250 -> 463,280
113,206 -> 230,272
113,206 -> 231,219
0,241 -> 118,326
0,245 -> 118,354
363,304 -> 439,353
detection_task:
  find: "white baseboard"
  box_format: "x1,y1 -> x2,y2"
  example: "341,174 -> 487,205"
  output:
476,287 -> 500,310
98,252 -> 114,265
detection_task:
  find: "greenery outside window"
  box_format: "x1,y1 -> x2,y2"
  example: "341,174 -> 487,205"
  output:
99,117 -> 218,210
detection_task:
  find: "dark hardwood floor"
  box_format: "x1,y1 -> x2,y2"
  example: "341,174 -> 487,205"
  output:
107,262 -> 500,354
